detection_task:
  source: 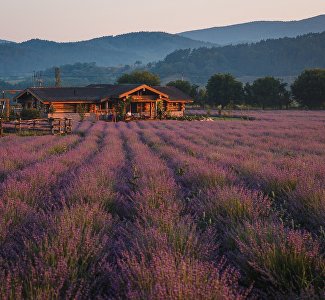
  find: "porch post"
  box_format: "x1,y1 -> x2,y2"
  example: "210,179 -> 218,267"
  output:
152,102 -> 155,118
5,99 -> 10,121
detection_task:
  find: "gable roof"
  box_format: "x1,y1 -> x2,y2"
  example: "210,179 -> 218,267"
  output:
15,84 -> 192,103
153,86 -> 193,101
88,84 -> 192,101
118,84 -> 169,98
15,87 -> 108,103
87,84 -> 141,98
87,84 -> 169,98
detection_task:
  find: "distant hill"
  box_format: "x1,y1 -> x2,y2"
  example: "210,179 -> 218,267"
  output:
179,15 -> 325,45
0,32 -> 213,75
152,32 -> 325,84
38,62 -> 127,86
3,32 -> 324,89
0,62 -> 127,90
0,39 -> 12,44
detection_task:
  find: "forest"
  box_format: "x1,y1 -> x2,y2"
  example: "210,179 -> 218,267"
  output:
152,32 -> 325,84
0,32 -> 211,75
1,31 -> 325,89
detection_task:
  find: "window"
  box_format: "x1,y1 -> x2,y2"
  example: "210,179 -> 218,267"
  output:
101,102 -> 113,109
170,102 -> 181,111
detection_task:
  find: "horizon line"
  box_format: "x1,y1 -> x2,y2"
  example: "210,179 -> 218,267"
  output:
3,13 -> 324,44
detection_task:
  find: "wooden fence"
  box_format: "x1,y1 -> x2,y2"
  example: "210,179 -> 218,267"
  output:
0,118 -> 72,137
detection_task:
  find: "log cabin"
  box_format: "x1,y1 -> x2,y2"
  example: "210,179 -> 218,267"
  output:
14,84 -> 193,120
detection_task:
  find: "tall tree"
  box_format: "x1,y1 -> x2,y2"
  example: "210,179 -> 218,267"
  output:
206,73 -> 243,108
167,80 -> 193,95
117,71 -> 160,86
244,83 -> 254,106
167,80 -> 207,105
291,69 -> 325,109
250,77 -> 289,109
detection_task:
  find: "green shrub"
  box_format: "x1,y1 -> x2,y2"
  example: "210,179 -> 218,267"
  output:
166,114 -> 207,121
48,144 -> 68,155
20,109 -> 41,120
76,104 -> 87,121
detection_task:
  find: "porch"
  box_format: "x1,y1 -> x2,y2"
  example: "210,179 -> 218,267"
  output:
129,100 -> 156,119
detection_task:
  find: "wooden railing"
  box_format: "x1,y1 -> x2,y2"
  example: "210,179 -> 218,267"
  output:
95,109 -> 115,115
0,118 -> 72,137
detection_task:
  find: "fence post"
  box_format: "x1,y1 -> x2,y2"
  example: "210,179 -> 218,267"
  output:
64,118 -> 67,134
68,119 -> 72,133
0,118 -> 3,137
5,99 -> 10,121
49,118 -> 54,135
58,119 -> 62,135
18,118 -> 21,134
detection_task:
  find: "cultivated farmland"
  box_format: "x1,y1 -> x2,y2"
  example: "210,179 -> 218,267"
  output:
0,111 -> 325,299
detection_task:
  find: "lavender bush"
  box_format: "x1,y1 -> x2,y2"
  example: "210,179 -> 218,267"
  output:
1,111 -> 324,299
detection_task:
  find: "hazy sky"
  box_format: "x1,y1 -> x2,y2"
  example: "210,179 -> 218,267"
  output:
1,0 -> 325,42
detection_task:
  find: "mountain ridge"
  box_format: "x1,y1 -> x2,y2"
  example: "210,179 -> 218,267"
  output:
0,32 -> 214,75
179,15 -> 325,44
152,32 -> 325,84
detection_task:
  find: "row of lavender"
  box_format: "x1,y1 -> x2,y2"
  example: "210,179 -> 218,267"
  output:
0,111 -> 324,299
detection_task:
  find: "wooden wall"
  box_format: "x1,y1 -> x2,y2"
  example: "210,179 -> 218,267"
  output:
53,103 -> 77,113
166,102 -> 182,111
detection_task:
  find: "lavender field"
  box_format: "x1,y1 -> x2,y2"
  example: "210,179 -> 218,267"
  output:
1,111 -> 325,299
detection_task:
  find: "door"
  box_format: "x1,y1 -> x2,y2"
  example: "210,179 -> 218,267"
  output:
131,103 -> 138,114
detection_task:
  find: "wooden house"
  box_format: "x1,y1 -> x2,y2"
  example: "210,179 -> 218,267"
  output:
14,84 -> 193,120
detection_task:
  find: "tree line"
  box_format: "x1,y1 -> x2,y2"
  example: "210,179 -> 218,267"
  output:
206,69 -> 325,109
2,67 -> 324,110
116,69 -> 325,109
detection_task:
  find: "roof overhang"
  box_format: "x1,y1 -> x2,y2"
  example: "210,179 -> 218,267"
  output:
15,88 -> 106,104
42,101 -> 99,104
14,86 -> 193,104
165,99 -> 194,103
15,89 -> 43,103
118,84 -> 169,99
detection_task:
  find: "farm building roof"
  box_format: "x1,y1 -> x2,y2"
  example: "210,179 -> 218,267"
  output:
153,86 -> 193,101
15,84 -> 192,103
15,87 -> 107,103
88,84 -> 193,101
87,84 -> 144,97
